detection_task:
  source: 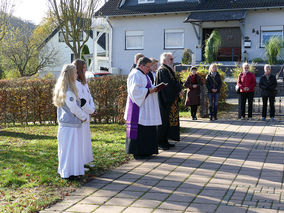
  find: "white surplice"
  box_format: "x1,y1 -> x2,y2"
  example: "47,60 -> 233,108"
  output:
57,91 -> 88,178
76,80 -> 95,165
124,68 -> 162,126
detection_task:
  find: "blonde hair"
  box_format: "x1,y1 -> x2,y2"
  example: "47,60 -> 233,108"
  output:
264,64 -> 271,71
53,64 -> 78,107
150,57 -> 158,63
134,53 -> 144,64
208,63 -> 217,73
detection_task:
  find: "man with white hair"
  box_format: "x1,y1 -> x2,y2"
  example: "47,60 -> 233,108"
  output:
155,52 -> 182,150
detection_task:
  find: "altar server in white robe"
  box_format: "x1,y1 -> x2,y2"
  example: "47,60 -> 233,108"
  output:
53,64 -> 89,179
124,57 -> 162,160
73,59 -> 96,166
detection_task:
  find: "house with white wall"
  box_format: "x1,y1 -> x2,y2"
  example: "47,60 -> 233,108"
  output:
93,0 -> 284,75
38,26 -> 107,78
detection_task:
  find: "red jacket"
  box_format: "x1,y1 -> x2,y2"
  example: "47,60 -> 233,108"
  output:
237,72 -> 256,93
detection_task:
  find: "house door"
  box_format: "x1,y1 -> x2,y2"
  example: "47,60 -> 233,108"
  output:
202,27 -> 242,61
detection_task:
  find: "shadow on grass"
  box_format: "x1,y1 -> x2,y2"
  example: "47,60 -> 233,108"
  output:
0,131 -> 57,140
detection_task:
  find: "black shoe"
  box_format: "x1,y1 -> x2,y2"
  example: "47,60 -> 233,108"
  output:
158,145 -> 169,150
209,116 -> 213,121
167,143 -> 175,147
134,155 -> 144,159
214,116 -> 218,120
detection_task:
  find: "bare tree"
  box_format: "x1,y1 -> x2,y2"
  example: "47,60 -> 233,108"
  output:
48,0 -> 100,59
0,0 -> 13,41
1,25 -> 58,77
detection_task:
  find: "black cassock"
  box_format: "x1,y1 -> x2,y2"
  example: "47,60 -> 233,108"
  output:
155,64 -> 182,147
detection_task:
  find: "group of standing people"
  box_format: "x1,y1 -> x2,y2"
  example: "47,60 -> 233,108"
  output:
53,59 -> 95,179
184,63 -> 223,121
125,52 -> 182,160
237,63 -> 277,121
53,54 -> 278,178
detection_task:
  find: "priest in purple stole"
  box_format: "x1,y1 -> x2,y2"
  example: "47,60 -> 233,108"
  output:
124,57 -> 162,159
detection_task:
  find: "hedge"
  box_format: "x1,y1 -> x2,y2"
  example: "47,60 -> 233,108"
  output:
0,76 -> 127,125
0,78 -> 56,125
0,68 -> 228,125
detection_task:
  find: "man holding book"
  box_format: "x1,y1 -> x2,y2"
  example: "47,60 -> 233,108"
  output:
124,57 -> 162,159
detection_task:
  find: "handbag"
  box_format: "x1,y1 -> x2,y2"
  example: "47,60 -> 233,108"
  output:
235,84 -> 240,94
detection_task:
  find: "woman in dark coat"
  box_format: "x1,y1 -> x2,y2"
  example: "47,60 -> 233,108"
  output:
259,64 -> 277,121
184,66 -> 203,120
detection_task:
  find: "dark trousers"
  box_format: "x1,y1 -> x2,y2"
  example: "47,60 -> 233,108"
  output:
190,105 -> 198,118
208,93 -> 220,118
240,92 -> 254,118
262,96 -> 275,118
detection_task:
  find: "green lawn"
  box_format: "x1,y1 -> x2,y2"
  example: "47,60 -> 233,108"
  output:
0,124 -> 130,213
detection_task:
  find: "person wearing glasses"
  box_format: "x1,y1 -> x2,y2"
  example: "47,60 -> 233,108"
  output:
237,62 -> 256,120
124,57 -> 162,159
155,52 -> 182,150
259,64 -> 277,121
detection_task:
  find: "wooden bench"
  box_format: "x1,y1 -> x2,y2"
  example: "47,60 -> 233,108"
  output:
217,47 -> 241,61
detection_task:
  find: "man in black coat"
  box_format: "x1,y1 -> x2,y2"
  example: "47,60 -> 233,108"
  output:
259,64 -> 277,121
155,52 -> 182,150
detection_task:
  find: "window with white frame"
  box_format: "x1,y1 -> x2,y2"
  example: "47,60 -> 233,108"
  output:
164,29 -> 184,49
138,0 -> 154,4
260,26 -> 283,47
125,31 -> 144,50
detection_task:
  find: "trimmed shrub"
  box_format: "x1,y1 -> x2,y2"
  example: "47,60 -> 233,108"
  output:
265,36 -> 283,65
88,75 -> 127,124
204,30 -> 221,63
181,48 -> 193,65
0,78 -> 56,125
0,75 -> 128,125
252,58 -> 264,63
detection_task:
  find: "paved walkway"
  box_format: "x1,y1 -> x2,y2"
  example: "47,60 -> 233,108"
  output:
42,118 -> 284,213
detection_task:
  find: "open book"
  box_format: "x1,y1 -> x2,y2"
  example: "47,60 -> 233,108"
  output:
154,82 -> 168,91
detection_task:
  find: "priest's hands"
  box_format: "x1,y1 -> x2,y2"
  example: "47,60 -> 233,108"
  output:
149,87 -> 158,94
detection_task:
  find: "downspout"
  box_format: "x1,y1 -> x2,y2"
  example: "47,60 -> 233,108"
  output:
106,16 -> 113,72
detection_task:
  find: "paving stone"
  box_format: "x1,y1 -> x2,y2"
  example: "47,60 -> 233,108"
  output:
114,191 -> 144,199
247,208 -> 278,213
90,189 -> 119,197
141,192 -> 170,201
61,195 -> 85,203
215,205 -> 247,213
93,206 -> 125,213
131,199 -> 162,208
166,193 -> 195,203
158,201 -> 188,211
186,203 -> 218,213
122,207 -> 153,213
65,204 -> 98,212
104,198 -> 136,206
44,203 -> 71,211
78,196 -> 110,205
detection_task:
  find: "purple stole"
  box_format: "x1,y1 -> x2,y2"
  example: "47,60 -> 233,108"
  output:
126,74 -> 151,139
